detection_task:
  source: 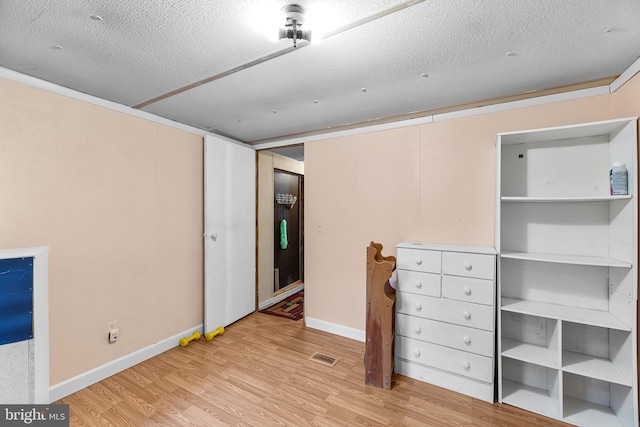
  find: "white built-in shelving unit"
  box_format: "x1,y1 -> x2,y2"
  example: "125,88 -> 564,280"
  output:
496,118 -> 638,427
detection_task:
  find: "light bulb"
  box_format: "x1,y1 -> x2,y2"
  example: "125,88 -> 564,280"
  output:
250,2 -> 284,42
304,5 -> 335,45
266,27 -> 281,43
310,30 -> 323,45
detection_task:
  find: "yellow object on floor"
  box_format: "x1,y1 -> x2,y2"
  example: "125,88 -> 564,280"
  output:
179,331 -> 201,347
205,326 -> 224,341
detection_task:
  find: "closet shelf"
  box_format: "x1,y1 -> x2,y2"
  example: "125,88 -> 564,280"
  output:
563,396 -> 626,427
563,350 -> 632,386
501,342 -> 632,386
501,338 -> 558,368
501,298 -> 632,331
501,252 -> 632,268
501,195 -> 632,202
502,380 -> 559,420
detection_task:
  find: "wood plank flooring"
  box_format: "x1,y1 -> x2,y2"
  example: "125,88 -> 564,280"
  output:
57,312 -> 570,426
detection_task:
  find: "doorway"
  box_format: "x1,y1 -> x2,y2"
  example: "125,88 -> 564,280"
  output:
273,169 -> 303,292
256,149 -> 304,310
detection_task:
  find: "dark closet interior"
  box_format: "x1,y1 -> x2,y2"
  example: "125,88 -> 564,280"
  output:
274,169 -> 303,291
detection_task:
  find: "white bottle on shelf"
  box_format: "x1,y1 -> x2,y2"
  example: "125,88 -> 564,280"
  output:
610,161 -> 628,195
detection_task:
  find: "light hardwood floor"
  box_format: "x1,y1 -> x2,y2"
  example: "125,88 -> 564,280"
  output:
57,312 -> 570,426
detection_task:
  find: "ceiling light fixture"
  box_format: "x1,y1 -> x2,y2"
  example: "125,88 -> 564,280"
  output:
274,4 -> 312,48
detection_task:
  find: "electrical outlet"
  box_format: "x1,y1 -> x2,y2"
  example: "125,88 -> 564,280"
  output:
107,320 -> 118,333
107,320 -> 119,343
109,328 -> 119,343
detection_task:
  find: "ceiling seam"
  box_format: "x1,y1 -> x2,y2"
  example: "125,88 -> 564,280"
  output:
132,46 -> 297,109
247,77 -> 615,144
251,82 -> 613,150
132,0 -> 427,110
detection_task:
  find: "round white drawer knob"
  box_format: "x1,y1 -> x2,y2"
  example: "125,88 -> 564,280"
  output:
463,311 -> 471,319
464,262 -> 472,270
415,326 -> 422,334
462,361 -> 470,370
415,303 -> 422,311
463,286 -> 471,295
463,335 -> 471,344
414,349 -> 421,357
415,258 -> 423,265
415,281 -> 422,289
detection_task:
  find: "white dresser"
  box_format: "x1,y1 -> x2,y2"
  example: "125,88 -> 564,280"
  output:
395,242 -> 497,402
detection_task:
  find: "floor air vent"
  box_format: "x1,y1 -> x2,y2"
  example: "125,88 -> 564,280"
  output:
309,352 -> 339,367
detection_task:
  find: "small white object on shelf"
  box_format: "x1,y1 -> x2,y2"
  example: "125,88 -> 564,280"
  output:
610,161 -> 628,195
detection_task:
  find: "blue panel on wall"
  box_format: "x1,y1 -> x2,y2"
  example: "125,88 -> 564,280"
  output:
0,257 -> 33,345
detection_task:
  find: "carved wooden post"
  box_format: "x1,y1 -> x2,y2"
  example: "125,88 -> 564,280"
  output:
365,242 -> 396,389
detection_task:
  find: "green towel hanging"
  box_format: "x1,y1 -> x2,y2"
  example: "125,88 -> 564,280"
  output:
280,219 -> 288,250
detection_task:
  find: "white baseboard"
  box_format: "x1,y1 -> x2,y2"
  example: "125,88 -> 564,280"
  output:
49,324 -> 203,402
304,317 -> 365,342
258,284 -> 304,310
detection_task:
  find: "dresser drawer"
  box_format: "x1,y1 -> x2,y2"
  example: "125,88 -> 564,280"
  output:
397,293 -> 494,331
397,248 -> 441,273
397,270 -> 440,297
395,336 -> 493,383
442,252 -> 495,280
396,313 -> 494,357
442,275 -> 495,306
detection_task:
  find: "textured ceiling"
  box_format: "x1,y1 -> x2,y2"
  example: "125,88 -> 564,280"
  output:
1,0 -> 640,144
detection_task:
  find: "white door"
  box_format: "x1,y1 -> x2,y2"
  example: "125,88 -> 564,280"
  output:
204,135 -> 256,331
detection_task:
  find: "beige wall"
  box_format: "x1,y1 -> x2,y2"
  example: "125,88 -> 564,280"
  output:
613,69 -> 640,117
304,74 -> 640,332
305,127 -> 420,327
257,151 -> 304,305
0,78 -> 204,385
